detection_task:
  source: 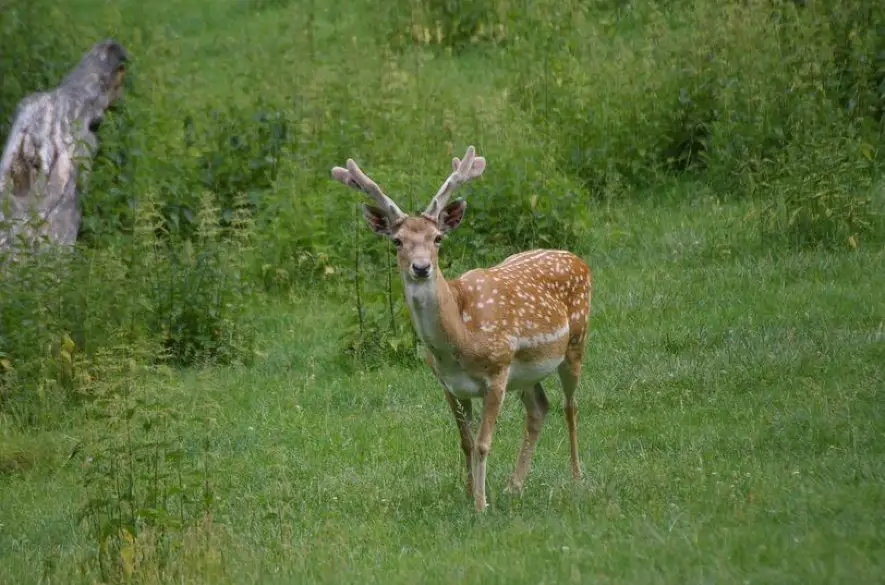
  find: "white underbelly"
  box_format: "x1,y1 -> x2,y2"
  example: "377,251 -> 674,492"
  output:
507,356 -> 564,390
435,356 -> 564,399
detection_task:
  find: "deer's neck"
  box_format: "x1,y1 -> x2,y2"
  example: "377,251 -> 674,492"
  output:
403,268 -> 467,355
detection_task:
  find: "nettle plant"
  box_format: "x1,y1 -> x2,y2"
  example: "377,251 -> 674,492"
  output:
331,146 -> 592,511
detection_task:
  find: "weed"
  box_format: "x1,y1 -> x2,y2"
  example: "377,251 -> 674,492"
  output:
77,351 -> 216,582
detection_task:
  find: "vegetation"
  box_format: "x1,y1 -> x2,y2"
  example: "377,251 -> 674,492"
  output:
1,0 -> 883,583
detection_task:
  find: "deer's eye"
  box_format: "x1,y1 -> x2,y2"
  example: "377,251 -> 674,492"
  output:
433,234 -> 443,246
392,237 -> 403,248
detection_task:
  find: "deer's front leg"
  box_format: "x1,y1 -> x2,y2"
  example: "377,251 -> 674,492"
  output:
443,390 -> 474,496
472,372 -> 507,511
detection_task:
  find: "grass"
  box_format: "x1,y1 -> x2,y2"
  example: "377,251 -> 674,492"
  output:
2,0 -> 885,582
2,196 -> 884,584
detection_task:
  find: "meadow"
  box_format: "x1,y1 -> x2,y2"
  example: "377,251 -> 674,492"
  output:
1,0 -> 884,583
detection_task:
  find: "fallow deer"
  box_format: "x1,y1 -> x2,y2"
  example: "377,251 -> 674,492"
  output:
331,146 -> 591,511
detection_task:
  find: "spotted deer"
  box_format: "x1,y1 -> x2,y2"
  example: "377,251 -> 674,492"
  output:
331,145 -> 591,511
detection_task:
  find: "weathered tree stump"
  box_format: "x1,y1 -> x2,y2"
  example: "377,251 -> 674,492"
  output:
0,39 -> 128,254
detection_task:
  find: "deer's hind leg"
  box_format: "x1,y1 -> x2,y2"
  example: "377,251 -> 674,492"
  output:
508,382 -> 550,492
558,341 -> 584,480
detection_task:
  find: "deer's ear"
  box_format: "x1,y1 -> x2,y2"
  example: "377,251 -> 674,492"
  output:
439,199 -> 466,233
362,204 -> 392,235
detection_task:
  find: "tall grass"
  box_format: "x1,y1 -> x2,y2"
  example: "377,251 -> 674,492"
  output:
2,0 -> 883,421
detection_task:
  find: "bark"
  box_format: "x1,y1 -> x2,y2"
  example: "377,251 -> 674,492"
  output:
0,39 -> 128,255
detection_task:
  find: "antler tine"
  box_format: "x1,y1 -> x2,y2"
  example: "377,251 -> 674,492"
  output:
422,145 -> 487,220
330,158 -> 407,220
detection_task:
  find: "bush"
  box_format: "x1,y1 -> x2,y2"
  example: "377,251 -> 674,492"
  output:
381,0 -> 511,52
509,0 -> 884,195
140,191 -> 257,367
191,105 -> 290,228
77,356 -> 217,582
0,189 -> 256,425
502,0 -> 884,245
0,248 -> 151,425
0,2 -> 85,139
447,168 -> 590,266
751,131 -> 880,248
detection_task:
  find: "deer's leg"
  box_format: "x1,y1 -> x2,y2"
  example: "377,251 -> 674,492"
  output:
472,373 -> 507,511
443,390 -> 474,496
508,382 -> 549,493
558,347 -> 583,480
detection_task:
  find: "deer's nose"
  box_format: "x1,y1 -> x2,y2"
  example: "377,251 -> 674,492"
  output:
411,261 -> 431,279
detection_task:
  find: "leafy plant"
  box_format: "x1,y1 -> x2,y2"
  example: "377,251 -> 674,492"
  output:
0,189 -> 256,424
192,105 -> 291,228
382,0 -> 510,52
0,1 -> 84,139
509,0 -> 885,201
78,352 -> 216,582
752,132 -> 880,248
339,216 -> 420,370
142,190 -> 256,367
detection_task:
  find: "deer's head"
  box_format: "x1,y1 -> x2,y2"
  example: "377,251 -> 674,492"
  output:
331,146 -> 486,282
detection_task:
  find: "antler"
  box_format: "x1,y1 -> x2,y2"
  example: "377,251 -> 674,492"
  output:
331,158 -> 407,221
422,145 -> 487,220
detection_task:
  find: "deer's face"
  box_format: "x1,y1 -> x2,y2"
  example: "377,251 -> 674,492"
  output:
391,217 -> 443,281
364,199 -> 466,282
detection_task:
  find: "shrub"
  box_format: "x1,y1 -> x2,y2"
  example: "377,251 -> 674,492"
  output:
509,0 -> 885,199
0,2 -> 86,139
140,191 -> 257,367
192,105 -> 290,229
0,246 -> 153,425
0,188 -> 256,424
77,355 -> 217,582
751,131 -> 880,248
447,168 -> 590,267
381,0 -> 511,52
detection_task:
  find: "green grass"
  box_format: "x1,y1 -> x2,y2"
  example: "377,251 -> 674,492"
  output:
2,197 -> 884,584
2,0 -> 885,582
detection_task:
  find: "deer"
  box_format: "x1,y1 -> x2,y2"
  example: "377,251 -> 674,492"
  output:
331,145 -> 591,511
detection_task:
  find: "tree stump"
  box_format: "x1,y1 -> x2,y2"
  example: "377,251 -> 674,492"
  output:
0,39 -> 128,255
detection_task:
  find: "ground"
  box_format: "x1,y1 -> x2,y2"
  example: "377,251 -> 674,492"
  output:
1,0 -> 884,583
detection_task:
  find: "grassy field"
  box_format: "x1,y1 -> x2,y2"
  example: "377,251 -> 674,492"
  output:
2,0 -> 884,583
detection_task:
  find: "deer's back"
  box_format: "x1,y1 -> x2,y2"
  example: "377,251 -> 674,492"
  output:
452,249 -> 591,361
